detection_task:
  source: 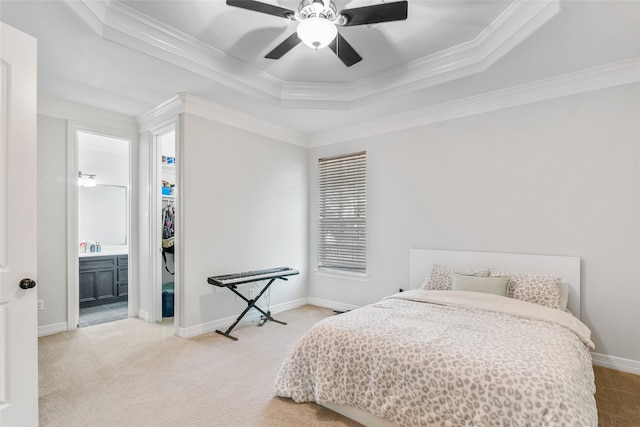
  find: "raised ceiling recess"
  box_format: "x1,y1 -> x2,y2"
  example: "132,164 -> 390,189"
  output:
67,0 -> 560,109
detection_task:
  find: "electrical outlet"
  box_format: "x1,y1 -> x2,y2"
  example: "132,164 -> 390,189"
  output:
249,288 -> 255,299
37,300 -> 44,311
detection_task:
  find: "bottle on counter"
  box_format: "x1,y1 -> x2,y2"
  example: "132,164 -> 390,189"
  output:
96,242 -> 101,252
90,242 -> 96,253
79,241 -> 86,253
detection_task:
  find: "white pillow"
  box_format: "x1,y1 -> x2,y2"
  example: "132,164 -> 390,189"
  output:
452,274 -> 510,296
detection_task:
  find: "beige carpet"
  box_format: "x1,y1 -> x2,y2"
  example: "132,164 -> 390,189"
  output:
39,304 -> 638,427
38,305 -> 361,427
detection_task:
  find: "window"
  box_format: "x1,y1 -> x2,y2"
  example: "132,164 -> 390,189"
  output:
317,151 -> 367,274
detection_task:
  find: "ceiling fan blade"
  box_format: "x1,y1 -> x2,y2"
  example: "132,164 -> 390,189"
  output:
340,1 -> 408,27
226,0 -> 294,19
265,33 -> 302,59
328,33 -> 362,67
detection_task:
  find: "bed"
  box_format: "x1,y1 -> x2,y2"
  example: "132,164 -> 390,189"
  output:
274,249 -> 597,426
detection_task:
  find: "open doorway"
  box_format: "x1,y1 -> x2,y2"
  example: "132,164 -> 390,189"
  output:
157,128 -> 176,325
76,131 -> 130,327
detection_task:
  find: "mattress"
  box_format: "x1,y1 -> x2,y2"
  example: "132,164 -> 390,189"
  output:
274,289 -> 597,426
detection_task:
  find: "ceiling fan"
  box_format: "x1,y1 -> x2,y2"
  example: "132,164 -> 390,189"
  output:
226,0 -> 409,67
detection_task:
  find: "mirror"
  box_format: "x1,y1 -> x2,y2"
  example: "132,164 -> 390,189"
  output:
78,184 -> 127,245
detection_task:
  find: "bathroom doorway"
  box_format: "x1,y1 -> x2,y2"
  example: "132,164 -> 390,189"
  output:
75,130 -> 131,327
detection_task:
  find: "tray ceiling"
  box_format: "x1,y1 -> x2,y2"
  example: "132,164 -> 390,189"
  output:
1,0 -> 638,137
66,0 -> 559,107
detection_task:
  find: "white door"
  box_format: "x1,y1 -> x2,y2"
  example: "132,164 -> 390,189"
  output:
0,22 -> 39,426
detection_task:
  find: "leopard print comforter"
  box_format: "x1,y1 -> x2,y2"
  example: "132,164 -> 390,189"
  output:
274,290 -> 597,426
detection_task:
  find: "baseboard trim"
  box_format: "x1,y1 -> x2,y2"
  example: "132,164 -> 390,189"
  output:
38,322 -> 68,337
138,309 -> 150,322
306,297 -> 362,313
177,298 -> 309,339
592,352 -> 640,375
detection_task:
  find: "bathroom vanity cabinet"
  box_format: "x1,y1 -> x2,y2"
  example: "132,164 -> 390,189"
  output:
79,255 -> 128,307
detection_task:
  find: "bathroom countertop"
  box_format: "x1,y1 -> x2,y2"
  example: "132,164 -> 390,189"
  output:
79,249 -> 128,258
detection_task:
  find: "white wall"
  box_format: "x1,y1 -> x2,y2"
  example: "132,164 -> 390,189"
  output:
179,113 -> 308,331
308,83 -> 640,363
37,83 -> 640,368
36,100 -> 138,333
137,130 -> 151,317
36,115 -> 68,328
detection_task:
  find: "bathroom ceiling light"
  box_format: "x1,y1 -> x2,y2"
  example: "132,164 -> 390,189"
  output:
78,171 -> 97,187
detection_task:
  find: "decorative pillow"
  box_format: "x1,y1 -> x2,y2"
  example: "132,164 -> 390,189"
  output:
452,274 -> 510,296
421,264 -> 490,290
490,271 -> 562,309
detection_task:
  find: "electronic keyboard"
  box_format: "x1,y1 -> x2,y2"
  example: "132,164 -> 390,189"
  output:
207,266 -> 299,341
207,267 -> 299,287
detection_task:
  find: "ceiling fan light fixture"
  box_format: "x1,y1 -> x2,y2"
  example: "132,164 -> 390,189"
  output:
297,17 -> 337,50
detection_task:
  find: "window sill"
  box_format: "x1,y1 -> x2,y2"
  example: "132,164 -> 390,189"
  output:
314,269 -> 369,282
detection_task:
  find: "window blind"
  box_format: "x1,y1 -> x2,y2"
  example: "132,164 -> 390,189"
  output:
317,151 -> 367,274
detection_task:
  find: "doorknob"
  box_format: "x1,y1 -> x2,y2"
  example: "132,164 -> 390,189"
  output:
19,278 -> 36,289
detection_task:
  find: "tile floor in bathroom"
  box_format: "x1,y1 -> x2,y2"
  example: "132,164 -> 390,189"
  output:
78,301 -> 128,327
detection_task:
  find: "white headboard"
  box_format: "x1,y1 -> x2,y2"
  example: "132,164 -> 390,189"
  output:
409,249 -> 581,318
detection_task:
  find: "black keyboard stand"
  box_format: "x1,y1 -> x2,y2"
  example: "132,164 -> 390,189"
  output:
214,276 -> 288,341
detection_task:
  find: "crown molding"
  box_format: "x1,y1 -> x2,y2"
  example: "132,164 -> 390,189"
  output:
44,56 -> 639,149
475,0 -> 560,71
283,0 -> 561,108
63,0 -> 108,36
178,94 -> 309,147
137,94 -> 309,147
67,0 -> 559,110
135,57 -> 639,148
309,57 -> 640,147
65,0 -> 284,103
136,95 -> 184,133
38,96 -> 138,134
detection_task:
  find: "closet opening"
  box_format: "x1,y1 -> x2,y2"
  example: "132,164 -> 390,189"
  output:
76,131 -> 130,327
158,129 -> 176,324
